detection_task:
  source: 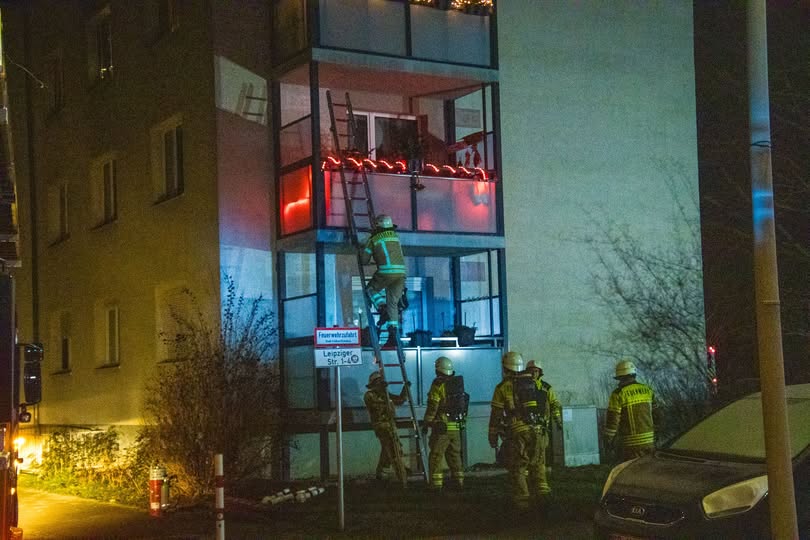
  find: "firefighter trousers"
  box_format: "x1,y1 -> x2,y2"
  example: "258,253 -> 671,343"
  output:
428,429 -> 464,489
507,427 -> 547,508
367,272 -> 405,328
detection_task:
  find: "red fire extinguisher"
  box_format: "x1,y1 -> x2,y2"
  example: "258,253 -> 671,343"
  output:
149,464 -> 167,517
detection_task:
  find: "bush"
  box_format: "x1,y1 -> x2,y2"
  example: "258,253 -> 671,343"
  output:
141,277 -> 281,502
37,428 -> 149,506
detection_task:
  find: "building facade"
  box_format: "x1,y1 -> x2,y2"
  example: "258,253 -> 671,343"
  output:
6,0 -> 701,479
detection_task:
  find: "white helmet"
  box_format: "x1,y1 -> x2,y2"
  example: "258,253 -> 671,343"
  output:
526,359 -> 543,374
367,371 -> 384,388
375,214 -> 394,229
614,359 -> 637,379
435,356 -> 454,376
502,351 -> 524,373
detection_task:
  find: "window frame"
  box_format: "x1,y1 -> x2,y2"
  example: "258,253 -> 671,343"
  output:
87,6 -> 114,84
353,110 -> 418,161
104,305 -> 120,367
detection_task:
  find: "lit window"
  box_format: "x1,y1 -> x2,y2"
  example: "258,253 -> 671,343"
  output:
102,159 -> 117,224
87,7 -> 113,83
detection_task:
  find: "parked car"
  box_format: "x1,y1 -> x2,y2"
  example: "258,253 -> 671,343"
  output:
594,383 -> 810,539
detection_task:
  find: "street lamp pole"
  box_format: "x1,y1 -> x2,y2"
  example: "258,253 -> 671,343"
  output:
746,1 -> 798,538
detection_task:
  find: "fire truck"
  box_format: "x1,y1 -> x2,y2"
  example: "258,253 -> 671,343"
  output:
0,8 -> 44,540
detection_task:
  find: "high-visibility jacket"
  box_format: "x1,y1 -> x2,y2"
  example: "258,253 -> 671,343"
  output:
423,375 -> 465,432
364,386 -> 406,430
604,379 -> 655,450
360,229 -> 406,275
534,377 -> 563,427
488,374 -> 532,442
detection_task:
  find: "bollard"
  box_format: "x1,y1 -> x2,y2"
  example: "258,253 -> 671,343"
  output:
149,464 -> 167,517
215,453 -> 225,540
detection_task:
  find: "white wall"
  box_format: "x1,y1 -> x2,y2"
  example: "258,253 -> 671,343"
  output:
498,1 -> 701,405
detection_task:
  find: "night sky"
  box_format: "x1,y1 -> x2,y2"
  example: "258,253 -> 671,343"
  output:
694,2 -> 810,389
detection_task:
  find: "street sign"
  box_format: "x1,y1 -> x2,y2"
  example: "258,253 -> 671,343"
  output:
314,347 -> 362,368
313,327 -> 362,368
314,327 -> 360,347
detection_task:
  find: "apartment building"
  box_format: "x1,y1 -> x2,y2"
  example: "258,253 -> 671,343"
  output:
5,0 -> 701,479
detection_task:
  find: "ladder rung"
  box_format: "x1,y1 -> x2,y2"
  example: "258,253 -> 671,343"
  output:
387,380 -> 404,385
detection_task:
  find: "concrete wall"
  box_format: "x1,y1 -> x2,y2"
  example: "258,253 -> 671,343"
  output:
497,1 -> 701,405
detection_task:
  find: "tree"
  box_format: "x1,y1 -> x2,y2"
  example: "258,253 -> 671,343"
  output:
142,277 -> 280,500
580,164 -> 712,441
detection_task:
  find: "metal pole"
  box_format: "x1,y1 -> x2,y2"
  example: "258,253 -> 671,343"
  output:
214,453 -> 225,540
335,366 -> 345,531
746,2 -> 798,538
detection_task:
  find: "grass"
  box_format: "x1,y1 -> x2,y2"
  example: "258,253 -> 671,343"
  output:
20,464 -> 612,538
229,464 -> 612,538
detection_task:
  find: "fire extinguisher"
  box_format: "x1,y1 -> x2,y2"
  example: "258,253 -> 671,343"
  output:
149,463 -> 167,517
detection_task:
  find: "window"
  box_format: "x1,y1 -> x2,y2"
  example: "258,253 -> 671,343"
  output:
151,117 -> 184,201
155,285 -> 191,362
44,50 -> 65,114
104,306 -> 119,366
47,183 -> 70,244
102,159 -> 117,223
87,6 -> 113,83
353,112 -> 419,163
145,0 -> 179,39
61,336 -> 71,371
51,311 -> 71,373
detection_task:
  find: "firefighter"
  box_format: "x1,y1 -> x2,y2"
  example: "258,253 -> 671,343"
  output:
488,351 -> 537,510
359,214 -> 406,348
525,359 -> 562,498
603,359 -> 655,461
364,371 -> 409,483
422,356 -> 469,490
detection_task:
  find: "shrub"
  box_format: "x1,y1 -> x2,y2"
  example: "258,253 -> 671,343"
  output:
141,277 -> 281,501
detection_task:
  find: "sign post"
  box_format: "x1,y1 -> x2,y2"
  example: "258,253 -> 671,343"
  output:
314,327 -> 361,532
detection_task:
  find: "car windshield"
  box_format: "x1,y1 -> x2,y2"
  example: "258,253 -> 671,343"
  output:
667,384 -> 810,462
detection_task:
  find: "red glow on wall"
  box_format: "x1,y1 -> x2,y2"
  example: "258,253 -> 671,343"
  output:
281,167 -> 312,235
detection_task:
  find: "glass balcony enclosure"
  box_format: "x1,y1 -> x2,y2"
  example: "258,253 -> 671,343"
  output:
272,0 -> 494,68
276,62 -> 499,237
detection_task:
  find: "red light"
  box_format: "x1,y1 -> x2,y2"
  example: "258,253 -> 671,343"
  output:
711,377 -> 718,384
707,346 -> 716,354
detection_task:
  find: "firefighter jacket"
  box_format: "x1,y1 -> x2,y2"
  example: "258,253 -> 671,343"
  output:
488,373 -> 532,445
360,228 -> 406,275
604,378 -> 655,450
535,377 -> 563,428
423,375 -> 465,432
364,385 -> 407,431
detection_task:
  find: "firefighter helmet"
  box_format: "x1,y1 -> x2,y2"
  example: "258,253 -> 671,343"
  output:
367,371 -> 384,388
614,359 -> 637,379
375,214 -> 394,229
435,356 -> 454,376
502,351 -> 524,373
526,359 -> 542,371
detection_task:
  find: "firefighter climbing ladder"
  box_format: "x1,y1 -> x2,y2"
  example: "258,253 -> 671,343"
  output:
326,90 -> 429,486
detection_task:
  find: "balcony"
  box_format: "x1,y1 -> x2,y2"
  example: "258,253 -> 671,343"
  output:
273,0 -> 494,68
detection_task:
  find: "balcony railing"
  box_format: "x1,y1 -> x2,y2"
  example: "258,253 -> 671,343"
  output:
323,166 -> 497,234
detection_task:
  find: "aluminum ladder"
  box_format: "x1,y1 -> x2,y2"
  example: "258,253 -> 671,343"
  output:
326,90 -> 429,486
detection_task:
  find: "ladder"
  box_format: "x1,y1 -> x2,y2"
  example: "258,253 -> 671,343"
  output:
326,90 -> 429,486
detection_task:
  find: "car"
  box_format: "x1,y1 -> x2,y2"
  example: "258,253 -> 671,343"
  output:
594,383 -> 810,539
